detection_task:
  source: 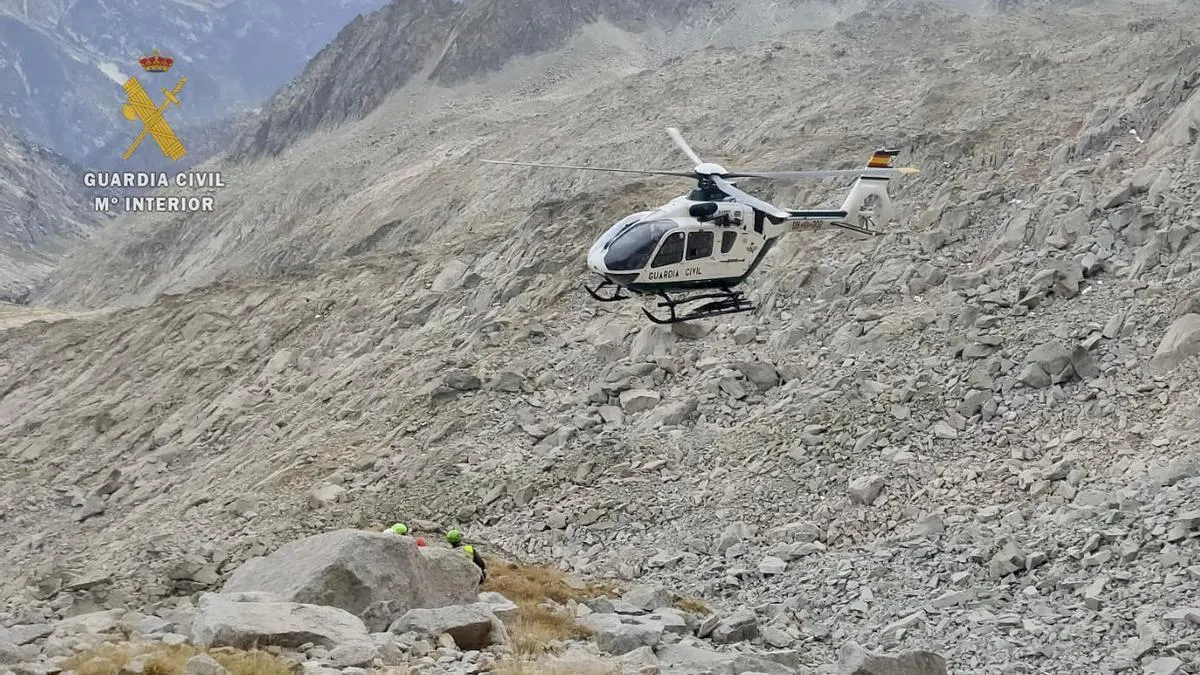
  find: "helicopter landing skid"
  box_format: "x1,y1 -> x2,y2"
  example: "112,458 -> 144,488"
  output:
584,279 -> 631,302
643,289 -> 755,325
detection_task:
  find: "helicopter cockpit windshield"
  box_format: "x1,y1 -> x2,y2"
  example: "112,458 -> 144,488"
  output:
603,219 -> 676,271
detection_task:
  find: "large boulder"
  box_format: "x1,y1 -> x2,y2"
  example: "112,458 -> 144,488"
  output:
388,602 -> 509,650
1151,313 -> 1200,372
220,529 -> 480,631
1018,340 -> 1098,388
190,593 -> 371,651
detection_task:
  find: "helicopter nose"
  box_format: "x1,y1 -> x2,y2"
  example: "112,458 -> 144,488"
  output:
586,241 -> 608,274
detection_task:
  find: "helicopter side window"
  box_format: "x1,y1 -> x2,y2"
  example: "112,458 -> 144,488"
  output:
721,231 -> 737,253
685,231 -> 713,260
651,232 -> 685,268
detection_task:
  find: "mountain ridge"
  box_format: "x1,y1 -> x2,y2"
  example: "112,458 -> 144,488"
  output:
0,0 -> 389,162
0,120 -> 101,302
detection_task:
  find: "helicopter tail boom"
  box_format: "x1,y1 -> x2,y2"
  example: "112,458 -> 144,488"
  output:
837,149 -> 910,230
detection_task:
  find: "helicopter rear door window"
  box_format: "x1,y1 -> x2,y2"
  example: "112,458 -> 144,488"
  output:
685,231 -> 713,260
720,231 -> 737,254
651,232 -> 685,267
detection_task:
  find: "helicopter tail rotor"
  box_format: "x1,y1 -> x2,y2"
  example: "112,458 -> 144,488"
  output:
837,149 -> 910,228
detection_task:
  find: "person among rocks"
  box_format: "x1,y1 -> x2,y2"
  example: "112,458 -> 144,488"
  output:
446,528 -> 487,582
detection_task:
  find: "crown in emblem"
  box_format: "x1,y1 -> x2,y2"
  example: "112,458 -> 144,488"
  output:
138,48 -> 174,73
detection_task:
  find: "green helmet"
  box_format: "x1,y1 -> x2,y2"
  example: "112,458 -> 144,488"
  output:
446,529 -> 463,545
388,523 -> 409,535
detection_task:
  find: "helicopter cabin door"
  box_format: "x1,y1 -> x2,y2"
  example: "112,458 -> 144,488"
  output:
643,227 -> 724,284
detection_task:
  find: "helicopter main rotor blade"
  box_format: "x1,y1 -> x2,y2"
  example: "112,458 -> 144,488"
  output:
481,159 -> 696,178
711,175 -> 789,219
665,127 -> 705,167
724,167 -> 920,180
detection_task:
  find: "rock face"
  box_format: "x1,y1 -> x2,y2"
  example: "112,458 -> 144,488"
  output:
388,602 -> 509,650
220,529 -> 481,631
190,592 -> 371,650
0,0 -> 389,161
0,121 -> 101,300
1151,313 -> 1200,371
230,0 -> 711,160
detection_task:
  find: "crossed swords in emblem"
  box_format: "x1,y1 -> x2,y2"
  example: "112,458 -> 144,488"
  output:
121,76 -> 188,161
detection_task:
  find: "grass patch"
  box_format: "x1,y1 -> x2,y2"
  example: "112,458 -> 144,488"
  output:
482,557 -> 616,658
483,557 -> 614,606
675,596 -> 712,615
510,603 -> 592,657
495,659 -> 619,675
63,643 -> 293,675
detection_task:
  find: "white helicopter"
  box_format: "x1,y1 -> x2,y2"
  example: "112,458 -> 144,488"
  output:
483,127 -> 918,324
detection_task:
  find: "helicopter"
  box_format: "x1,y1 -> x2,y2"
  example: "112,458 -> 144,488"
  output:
482,127 -> 918,324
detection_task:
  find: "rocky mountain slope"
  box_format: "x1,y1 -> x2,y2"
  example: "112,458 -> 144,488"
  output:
229,0 -> 703,161
32,0 -> 887,308
0,0 -> 388,162
3,0 -> 1200,673
228,0 -> 862,161
0,121 -> 100,302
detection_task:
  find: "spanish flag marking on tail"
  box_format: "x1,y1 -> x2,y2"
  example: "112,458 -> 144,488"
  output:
866,149 -> 900,169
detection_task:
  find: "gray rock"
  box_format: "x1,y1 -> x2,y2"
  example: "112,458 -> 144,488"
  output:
988,539 -> 1026,578
734,361 -> 780,391
849,475 -> 886,505
326,641 -> 379,668
580,613 -> 662,656
671,320 -> 715,340
656,642 -> 793,674
183,654 -> 228,675
836,641 -> 949,674
646,399 -> 698,427
758,556 -> 786,575
443,369 -> 481,391
1150,313 -> 1200,372
622,584 -> 672,611
220,529 -> 479,631
475,592 -> 518,624
648,608 -> 690,635
1162,607 -> 1200,627
1142,657 -> 1184,675
1022,340 -> 1078,387
486,371 -> 524,392
619,388 -> 662,413
52,609 -> 125,635
190,592 -> 371,651
0,640 -> 34,666
0,625 -> 52,646
709,610 -> 758,644
388,602 -> 507,651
